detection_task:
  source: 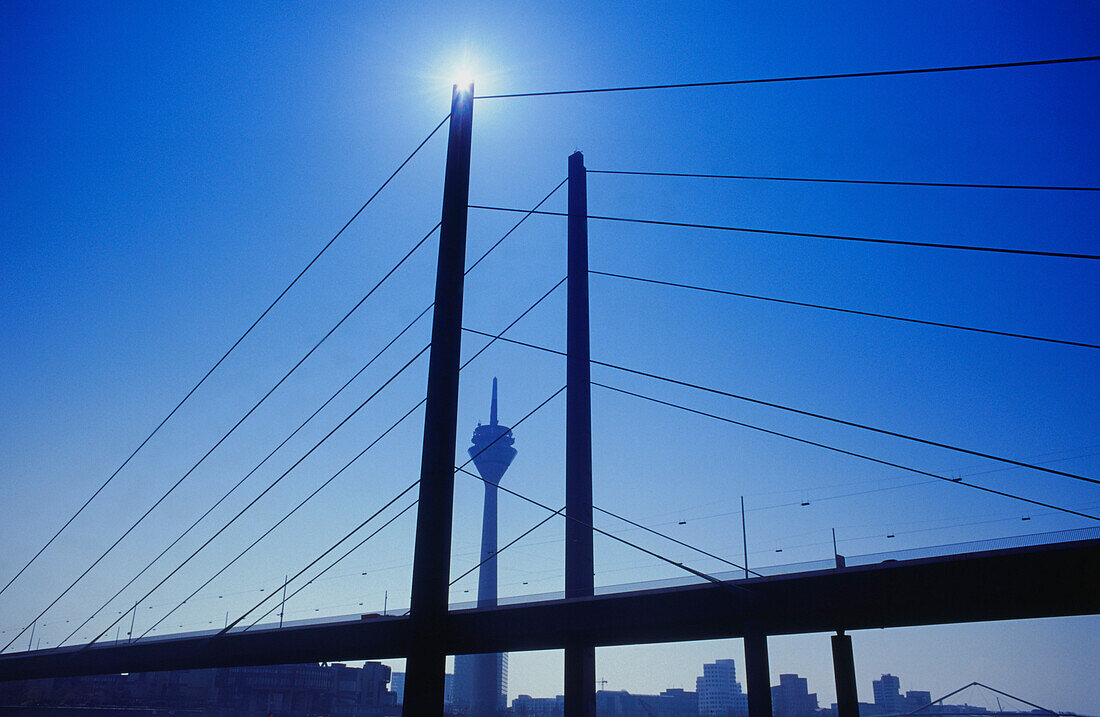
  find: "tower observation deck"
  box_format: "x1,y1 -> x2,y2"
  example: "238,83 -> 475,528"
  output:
469,377 -> 517,492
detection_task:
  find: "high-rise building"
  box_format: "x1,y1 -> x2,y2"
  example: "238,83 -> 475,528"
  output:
697,658 -> 748,716
390,672 -> 405,705
771,673 -> 818,717
455,653 -> 508,714
454,379 -> 516,717
874,674 -> 905,714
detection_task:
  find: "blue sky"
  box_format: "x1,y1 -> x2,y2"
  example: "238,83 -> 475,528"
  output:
1,0 -> 1098,711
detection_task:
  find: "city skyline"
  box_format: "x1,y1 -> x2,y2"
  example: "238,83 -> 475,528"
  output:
488,655 -> 1090,715
5,656 -> 1085,717
414,619 -> 1098,714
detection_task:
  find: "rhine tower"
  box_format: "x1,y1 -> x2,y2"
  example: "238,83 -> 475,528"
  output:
454,378 -> 515,716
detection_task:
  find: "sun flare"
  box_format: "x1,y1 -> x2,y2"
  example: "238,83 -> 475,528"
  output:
452,67 -> 475,88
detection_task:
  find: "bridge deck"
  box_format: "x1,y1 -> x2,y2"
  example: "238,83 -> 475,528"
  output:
2,537 -> 1097,681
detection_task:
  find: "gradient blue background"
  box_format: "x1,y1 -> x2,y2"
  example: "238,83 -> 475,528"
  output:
2,0 -> 1098,710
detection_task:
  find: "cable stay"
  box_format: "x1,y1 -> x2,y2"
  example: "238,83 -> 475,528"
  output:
449,507 -> 566,588
264,384 -> 751,609
0,114 -> 450,603
57,178 -> 568,649
451,497 -> 769,590
448,378 -> 1093,601
590,270 -> 1099,350
244,376 -> 566,630
133,398 -> 430,644
587,169 -> 1100,192
454,459 -> 752,596
668,455 -> 1097,526
629,457 -> 1093,528
125,273 -> 567,644
226,489 -> 421,634
451,385 -> 755,598
2,219 -> 441,655
224,379 -> 569,635
469,206 -> 1100,260
83,344 -> 430,648
55,302 -> 439,650
592,506 -> 763,577
476,56 -> 1100,99
40,179 -> 568,652
459,325 -> 1100,487
245,499 -> 420,630
592,382 -> 1098,522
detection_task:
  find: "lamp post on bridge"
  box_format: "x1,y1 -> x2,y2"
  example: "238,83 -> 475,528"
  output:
832,535 -> 859,717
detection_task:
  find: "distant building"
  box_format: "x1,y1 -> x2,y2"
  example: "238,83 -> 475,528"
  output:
874,674 -> 905,714
697,659 -> 749,716
391,672 -> 405,704
454,652 -> 508,714
596,688 -> 697,716
906,691 -> 932,710
218,662 -> 395,717
512,689 -> 695,717
597,690 -> 646,715
771,673 -> 818,717
659,688 -> 700,715
0,662 -> 397,717
513,693 -> 564,716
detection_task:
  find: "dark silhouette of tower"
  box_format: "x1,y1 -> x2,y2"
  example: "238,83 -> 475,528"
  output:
456,378 -> 515,716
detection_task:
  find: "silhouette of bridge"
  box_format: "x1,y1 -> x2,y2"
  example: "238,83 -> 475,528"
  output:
2,60 -> 1099,717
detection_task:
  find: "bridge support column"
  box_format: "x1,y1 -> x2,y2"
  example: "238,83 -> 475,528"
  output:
564,150 -> 596,717
745,625 -> 772,717
832,633 -> 859,717
403,82 -> 474,717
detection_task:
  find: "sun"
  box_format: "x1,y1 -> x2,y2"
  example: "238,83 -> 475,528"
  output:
418,49 -> 500,97
452,67 -> 475,88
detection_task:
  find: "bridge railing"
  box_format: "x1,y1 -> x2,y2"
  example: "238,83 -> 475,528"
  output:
221,526 -> 1100,635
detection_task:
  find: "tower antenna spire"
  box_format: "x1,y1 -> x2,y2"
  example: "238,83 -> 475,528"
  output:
490,377 -> 498,426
